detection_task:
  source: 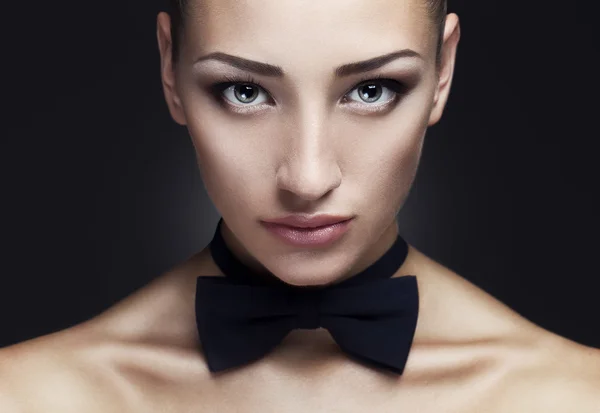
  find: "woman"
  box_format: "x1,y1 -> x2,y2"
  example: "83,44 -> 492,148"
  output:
1,0 -> 599,411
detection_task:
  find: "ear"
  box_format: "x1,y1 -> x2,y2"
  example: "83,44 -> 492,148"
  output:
157,12 -> 187,126
428,13 -> 461,126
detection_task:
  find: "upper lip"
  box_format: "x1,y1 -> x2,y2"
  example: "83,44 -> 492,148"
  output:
262,214 -> 353,228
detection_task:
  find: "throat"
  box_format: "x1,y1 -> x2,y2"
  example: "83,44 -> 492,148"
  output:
266,329 -> 346,367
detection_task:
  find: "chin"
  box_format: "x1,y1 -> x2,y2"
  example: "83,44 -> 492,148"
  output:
263,251 -> 356,288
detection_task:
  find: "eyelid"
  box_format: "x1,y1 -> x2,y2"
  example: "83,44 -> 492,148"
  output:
342,74 -> 383,96
342,75 -> 407,101
209,75 -> 270,100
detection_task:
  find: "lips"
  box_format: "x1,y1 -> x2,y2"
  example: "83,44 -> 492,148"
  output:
262,214 -> 353,229
261,215 -> 354,247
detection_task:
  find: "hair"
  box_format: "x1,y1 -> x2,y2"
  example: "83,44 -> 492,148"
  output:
167,0 -> 447,68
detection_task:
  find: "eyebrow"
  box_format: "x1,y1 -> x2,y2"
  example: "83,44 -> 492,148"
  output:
193,49 -> 423,78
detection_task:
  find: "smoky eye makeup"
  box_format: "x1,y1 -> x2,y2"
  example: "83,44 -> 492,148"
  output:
200,72 -> 414,115
205,74 -> 273,113
340,74 -> 410,114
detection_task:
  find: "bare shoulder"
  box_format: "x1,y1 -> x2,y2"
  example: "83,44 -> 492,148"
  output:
406,245 -> 600,412
0,248 -> 213,412
487,336 -> 600,412
0,327 -> 131,412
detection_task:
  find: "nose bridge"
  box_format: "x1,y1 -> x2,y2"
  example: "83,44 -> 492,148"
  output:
276,102 -> 341,200
294,104 -> 328,161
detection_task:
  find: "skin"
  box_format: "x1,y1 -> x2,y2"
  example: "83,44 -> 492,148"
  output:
1,0 -> 600,411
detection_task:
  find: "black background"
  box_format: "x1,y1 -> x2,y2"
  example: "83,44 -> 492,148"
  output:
1,1 -> 598,348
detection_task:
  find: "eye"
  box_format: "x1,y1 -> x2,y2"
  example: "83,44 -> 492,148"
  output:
208,75 -> 272,111
342,78 -> 407,108
221,83 -> 270,106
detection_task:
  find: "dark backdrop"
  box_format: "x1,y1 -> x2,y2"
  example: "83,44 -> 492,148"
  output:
1,1 -> 598,348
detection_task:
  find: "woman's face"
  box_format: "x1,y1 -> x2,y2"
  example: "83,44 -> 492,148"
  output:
158,0 -> 459,286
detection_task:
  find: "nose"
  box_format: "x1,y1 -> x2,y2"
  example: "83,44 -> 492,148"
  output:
275,112 -> 342,202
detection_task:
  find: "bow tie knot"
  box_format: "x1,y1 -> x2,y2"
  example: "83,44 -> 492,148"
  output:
290,288 -> 324,330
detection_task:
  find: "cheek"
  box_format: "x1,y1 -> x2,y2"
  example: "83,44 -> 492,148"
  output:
337,108 -> 428,212
185,118 -> 275,213
354,134 -> 423,219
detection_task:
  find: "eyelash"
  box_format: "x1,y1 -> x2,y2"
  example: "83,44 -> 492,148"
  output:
207,74 -> 408,115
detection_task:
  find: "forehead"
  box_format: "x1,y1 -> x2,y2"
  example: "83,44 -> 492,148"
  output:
184,0 -> 436,69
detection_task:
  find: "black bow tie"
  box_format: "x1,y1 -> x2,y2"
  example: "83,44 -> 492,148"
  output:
195,218 -> 419,375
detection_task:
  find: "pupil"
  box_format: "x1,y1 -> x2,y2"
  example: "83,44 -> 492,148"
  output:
360,84 -> 381,102
234,84 -> 258,103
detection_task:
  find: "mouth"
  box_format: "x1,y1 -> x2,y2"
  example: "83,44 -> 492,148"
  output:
260,216 -> 354,247
262,214 -> 354,228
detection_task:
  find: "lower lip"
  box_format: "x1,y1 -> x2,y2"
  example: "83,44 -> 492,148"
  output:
261,219 -> 353,247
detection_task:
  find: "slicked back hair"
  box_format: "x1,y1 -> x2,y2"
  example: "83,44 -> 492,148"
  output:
166,0 -> 447,69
